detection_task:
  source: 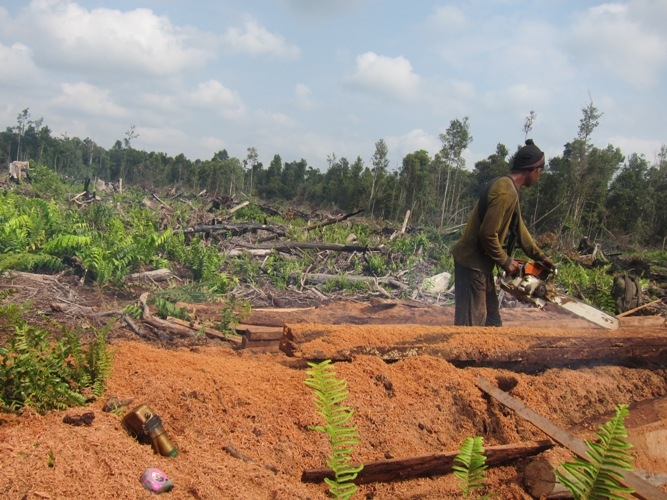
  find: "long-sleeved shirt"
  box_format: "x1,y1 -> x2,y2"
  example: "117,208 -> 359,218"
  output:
452,176 -> 545,275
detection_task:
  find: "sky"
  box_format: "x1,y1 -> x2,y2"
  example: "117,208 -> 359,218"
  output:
1,0 -> 666,172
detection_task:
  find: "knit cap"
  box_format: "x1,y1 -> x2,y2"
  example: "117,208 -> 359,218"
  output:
512,139 -> 545,169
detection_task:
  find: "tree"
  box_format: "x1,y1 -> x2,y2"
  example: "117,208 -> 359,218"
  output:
606,154 -> 653,243
438,117 -> 472,228
523,110 -> 536,141
398,149 -> 432,223
368,139 -> 389,216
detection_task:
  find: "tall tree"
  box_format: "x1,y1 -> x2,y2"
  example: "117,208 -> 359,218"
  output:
368,139 -> 389,216
438,117 -> 472,228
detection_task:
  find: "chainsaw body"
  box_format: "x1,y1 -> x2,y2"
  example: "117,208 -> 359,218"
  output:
498,260 -> 620,330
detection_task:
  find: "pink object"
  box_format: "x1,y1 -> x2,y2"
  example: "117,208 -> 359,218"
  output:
140,468 -> 174,493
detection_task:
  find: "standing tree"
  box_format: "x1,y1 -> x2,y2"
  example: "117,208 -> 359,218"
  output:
438,117 -> 472,228
368,139 -> 389,216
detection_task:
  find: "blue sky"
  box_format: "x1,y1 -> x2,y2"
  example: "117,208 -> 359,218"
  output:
1,0 -> 665,171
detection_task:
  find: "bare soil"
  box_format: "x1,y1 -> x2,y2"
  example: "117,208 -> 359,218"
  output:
1,271 -> 666,500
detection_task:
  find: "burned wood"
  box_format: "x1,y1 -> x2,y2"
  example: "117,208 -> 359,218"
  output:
476,377 -> 667,500
302,440 -> 553,485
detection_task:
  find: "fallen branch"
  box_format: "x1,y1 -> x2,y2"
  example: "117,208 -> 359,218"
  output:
303,209 -> 364,231
302,440 -> 553,485
139,292 -> 195,338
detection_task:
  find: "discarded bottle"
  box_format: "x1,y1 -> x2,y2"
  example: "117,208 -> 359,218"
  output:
123,404 -> 178,457
144,414 -> 178,457
140,467 -> 174,493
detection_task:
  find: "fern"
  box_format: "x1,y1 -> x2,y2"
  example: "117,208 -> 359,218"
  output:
453,436 -> 489,499
556,404 -> 635,500
305,359 -> 363,500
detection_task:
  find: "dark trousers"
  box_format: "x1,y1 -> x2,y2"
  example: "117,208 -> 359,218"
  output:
454,261 -> 502,327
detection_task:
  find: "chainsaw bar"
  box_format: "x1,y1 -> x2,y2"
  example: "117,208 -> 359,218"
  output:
498,260 -> 620,330
547,294 -> 620,330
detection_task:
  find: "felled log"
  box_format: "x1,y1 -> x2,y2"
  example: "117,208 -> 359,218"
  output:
281,324 -> 667,372
175,223 -> 286,237
125,268 -> 175,283
166,316 -> 242,345
523,457 -> 667,499
302,440 -> 553,485
298,272 -> 407,289
476,377 -> 667,500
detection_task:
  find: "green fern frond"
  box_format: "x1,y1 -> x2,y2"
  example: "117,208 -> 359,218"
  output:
453,436 -> 489,498
556,404 -> 635,500
0,253 -> 65,273
42,234 -> 93,255
305,359 -> 363,500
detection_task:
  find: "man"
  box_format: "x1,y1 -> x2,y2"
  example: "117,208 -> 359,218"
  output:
452,139 -> 555,326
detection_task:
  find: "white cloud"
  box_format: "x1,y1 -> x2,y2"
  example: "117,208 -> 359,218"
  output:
22,0 -> 212,77
188,80 -> 246,120
51,82 -> 128,118
346,52 -> 420,101
569,2 -> 667,89
426,5 -> 468,33
223,19 -> 300,59
386,129 -> 440,162
294,83 -> 316,110
0,43 -> 40,86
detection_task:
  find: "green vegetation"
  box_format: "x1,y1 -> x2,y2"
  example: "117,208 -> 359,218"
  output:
556,404 -> 635,499
453,436 -> 489,499
305,359 -> 363,500
0,304 -> 115,413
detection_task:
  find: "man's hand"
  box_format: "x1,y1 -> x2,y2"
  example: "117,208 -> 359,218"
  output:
541,257 -> 556,269
505,259 -> 521,276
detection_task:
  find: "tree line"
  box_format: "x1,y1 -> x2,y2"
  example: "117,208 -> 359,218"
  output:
2,105 -> 666,248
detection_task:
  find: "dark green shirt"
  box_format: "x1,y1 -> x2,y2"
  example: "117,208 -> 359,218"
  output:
452,176 -> 545,275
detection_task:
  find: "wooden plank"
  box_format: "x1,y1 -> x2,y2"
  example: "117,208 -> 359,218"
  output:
617,299 -> 663,318
301,440 -> 553,485
475,376 -> 667,500
235,324 -> 284,341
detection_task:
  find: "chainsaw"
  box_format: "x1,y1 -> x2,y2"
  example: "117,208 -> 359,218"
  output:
498,260 -> 620,330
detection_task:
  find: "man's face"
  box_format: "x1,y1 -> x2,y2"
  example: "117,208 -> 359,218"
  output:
525,167 -> 543,186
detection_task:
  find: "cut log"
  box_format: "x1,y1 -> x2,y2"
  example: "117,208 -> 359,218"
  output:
302,209 -> 364,231
523,457 -> 572,499
523,458 -> 667,499
476,377 -> 667,500
166,316 -> 242,345
301,440 -> 553,485
299,272 -> 407,290
125,268 -> 174,283
281,324 -> 667,372
235,324 -> 284,341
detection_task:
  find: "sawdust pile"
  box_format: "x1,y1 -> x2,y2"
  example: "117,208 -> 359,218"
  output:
1,334 -> 666,499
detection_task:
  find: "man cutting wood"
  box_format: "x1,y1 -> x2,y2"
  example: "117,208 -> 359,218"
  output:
452,139 -> 555,326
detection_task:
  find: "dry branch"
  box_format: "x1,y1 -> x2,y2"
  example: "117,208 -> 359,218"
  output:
302,440 -> 553,485
302,209 -> 363,231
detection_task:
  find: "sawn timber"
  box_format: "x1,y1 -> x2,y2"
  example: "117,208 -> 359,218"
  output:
280,323 -> 667,373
